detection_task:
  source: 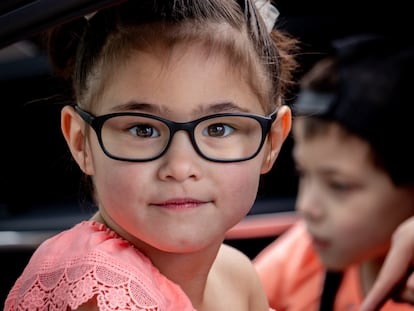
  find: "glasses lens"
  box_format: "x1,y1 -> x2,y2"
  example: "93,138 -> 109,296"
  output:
97,114 -> 266,162
101,115 -> 170,160
195,115 -> 263,161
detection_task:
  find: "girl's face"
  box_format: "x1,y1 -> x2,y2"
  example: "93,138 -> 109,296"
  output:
293,119 -> 414,270
66,43 -> 288,254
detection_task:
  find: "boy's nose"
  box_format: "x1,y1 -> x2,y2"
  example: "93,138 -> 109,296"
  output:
295,183 -> 324,221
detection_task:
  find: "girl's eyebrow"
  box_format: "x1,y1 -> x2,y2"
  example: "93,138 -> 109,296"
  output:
110,101 -> 161,114
111,101 -> 250,115
197,102 -> 250,114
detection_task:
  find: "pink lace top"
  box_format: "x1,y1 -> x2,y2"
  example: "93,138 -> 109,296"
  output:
4,221 -> 195,311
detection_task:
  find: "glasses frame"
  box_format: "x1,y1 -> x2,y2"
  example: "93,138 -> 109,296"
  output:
74,105 -> 278,163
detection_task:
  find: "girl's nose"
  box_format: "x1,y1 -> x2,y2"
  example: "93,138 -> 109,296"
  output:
157,131 -> 203,182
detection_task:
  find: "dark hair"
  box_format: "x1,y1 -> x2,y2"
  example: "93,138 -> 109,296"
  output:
294,34 -> 414,185
47,0 -> 298,112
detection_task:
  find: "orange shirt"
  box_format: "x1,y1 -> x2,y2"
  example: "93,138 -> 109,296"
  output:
254,221 -> 414,311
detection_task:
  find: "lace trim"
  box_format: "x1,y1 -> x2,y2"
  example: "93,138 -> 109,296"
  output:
6,249 -> 166,311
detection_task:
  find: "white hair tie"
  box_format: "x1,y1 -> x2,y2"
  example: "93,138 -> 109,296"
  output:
255,0 -> 279,32
84,11 -> 97,21
84,1 -> 279,33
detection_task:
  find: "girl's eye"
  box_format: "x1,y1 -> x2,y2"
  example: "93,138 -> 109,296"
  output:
129,124 -> 160,138
203,123 -> 234,137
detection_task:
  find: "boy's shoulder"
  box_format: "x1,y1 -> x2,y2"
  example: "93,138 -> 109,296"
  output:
253,221 -> 326,310
254,220 -> 315,264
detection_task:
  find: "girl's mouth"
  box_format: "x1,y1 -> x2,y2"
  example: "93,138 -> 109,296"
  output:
154,198 -> 207,209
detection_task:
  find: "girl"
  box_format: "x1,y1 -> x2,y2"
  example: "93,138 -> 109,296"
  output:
254,34 -> 414,310
4,0 -> 298,310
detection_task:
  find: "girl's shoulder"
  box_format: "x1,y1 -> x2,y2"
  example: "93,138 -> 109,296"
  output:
218,243 -> 254,272
213,243 -> 270,310
4,221 -> 195,311
213,243 -> 258,286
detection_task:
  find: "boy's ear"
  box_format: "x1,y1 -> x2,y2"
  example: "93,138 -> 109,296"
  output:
261,105 -> 292,173
61,105 -> 94,175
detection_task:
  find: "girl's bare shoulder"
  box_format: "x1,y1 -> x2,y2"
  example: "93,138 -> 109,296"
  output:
214,244 -> 270,310
215,243 -> 262,286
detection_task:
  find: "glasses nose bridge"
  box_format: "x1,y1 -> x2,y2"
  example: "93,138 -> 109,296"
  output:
167,120 -> 198,149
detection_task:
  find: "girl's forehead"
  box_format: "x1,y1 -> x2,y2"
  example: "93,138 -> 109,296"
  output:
107,43 -> 248,91
95,44 -> 263,117
90,40 -> 267,113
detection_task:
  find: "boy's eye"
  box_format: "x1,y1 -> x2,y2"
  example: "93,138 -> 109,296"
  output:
327,180 -> 353,192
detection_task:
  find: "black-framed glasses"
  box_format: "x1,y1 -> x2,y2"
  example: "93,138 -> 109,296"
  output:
75,105 -> 277,163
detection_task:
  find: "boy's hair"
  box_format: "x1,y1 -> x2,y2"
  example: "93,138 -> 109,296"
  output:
293,34 -> 414,186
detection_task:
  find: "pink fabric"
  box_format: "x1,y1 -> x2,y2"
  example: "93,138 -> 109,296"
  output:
4,221 -> 195,311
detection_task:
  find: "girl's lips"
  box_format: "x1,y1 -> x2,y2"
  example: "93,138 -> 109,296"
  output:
153,198 -> 207,209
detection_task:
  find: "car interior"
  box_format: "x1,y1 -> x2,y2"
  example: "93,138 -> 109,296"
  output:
0,0 -> 410,305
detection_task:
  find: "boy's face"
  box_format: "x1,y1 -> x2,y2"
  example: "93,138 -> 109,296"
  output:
66,43 -> 288,254
292,118 -> 414,270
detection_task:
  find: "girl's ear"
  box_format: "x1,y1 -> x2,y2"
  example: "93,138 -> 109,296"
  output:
261,105 -> 292,173
61,105 -> 94,175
